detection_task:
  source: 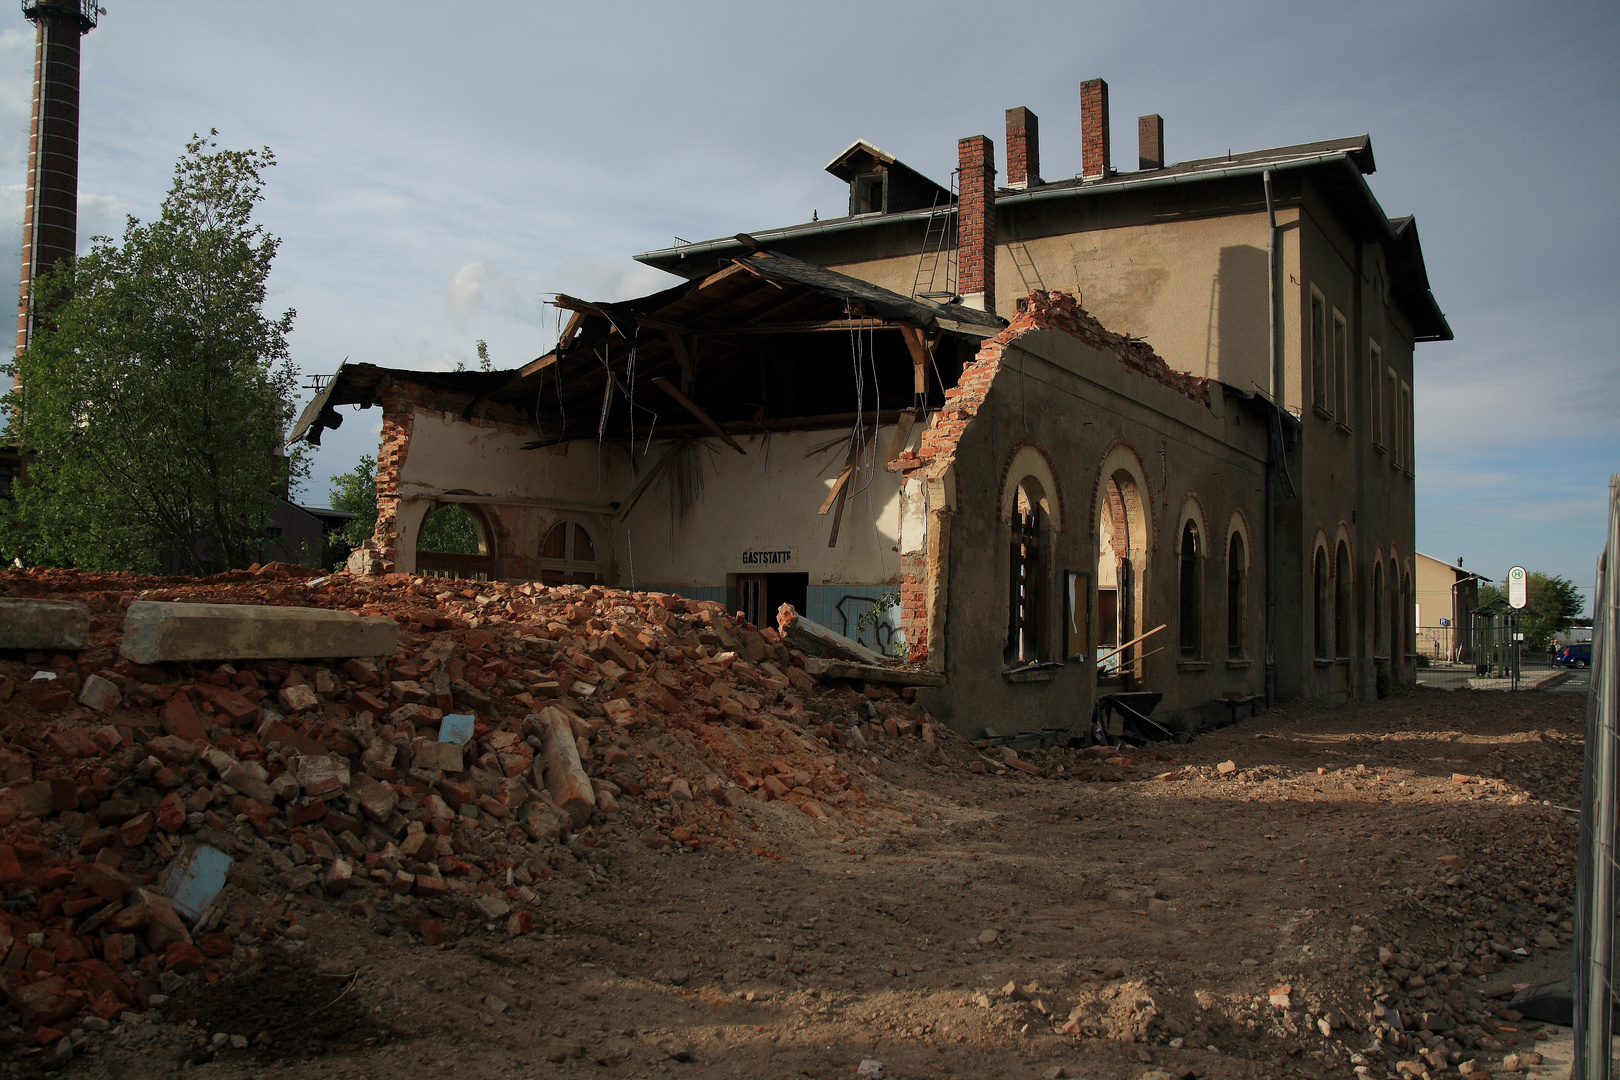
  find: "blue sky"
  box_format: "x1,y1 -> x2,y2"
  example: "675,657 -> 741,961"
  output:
2,1 -> 1615,607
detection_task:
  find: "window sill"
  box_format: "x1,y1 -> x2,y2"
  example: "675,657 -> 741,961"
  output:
1003,666 -> 1058,684
1335,422 -> 1353,436
1313,404 -> 1334,421
1314,657 -> 1335,668
1176,660 -> 1211,673
1373,443 -> 1387,455
1225,658 -> 1252,669
1335,656 -> 1351,665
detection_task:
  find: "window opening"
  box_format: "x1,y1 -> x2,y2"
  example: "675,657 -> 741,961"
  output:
1373,560 -> 1386,656
1097,472 -> 1145,679
1227,531 -> 1246,659
1332,310 -> 1349,424
1400,382 -> 1413,473
1310,290 -> 1328,412
1314,547 -> 1330,659
540,520 -> 602,586
1178,519 -> 1201,659
1387,368 -> 1400,465
1006,483 -> 1045,665
1369,342 -> 1384,447
1334,540 -> 1352,659
417,503 -> 494,581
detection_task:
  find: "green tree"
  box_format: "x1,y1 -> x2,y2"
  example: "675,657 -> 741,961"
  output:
419,504 -> 482,554
1522,572 -> 1584,649
328,454 -> 379,551
1478,572 -> 1584,649
0,132 -> 297,574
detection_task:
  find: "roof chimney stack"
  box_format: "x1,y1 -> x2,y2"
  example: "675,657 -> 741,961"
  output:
957,134 -> 996,314
1138,114 -> 1164,170
1005,107 -> 1040,190
1081,78 -> 1111,179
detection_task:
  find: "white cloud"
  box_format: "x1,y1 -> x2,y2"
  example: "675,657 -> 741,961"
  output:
445,260 -> 524,325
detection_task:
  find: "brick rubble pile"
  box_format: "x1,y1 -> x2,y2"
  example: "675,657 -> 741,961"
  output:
0,564 -> 950,1047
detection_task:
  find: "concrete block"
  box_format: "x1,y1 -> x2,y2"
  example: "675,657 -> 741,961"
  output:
120,601 -> 397,664
0,599 -> 90,651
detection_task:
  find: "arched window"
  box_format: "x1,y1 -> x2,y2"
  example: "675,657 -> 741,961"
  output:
1372,560 -> 1386,657
1006,480 -> 1046,665
1313,547 -> 1330,660
1097,466 -> 1148,680
1178,520 -> 1201,659
1334,540 -> 1352,659
1227,531 -> 1246,659
416,503 -> 495,581
540,520 -> 602,586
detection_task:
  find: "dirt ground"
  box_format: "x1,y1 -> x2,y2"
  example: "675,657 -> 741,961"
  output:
45,681 -> 1584,1080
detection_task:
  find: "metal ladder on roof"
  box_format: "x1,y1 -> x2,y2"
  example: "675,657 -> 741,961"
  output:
911,169 -> 958,302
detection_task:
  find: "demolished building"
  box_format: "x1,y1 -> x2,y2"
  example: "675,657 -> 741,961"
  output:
293,78 -> 1450,736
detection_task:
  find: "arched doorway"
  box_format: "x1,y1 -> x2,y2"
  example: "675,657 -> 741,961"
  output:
1097,468 -> 1149,680
416,502 -> 496,581
540,520 -> 604,586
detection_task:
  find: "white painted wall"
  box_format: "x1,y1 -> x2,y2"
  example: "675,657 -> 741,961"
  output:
389,407 -> 903,587
622,427 -> 903,589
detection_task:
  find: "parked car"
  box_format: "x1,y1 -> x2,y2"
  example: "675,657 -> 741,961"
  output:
1555,643 -> 1591,669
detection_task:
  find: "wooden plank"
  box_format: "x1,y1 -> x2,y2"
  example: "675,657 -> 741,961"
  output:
803,658 -> 947,687
898,324 -> 930,395
826,484 -> 849,548
818,439 -> 860,515
517,351 -> 559,379
885,409 -> 917,465
1094,623 -> 1167,666
650,377 -> 746,455
699,263 -> 749,290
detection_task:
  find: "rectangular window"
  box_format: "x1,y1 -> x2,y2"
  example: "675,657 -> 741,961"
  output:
1387,368 -> 1399,466
1332,310 -> 1349,425
1401,381 -> 1414,474
1310,289 -> 1328,413
1369,342 -> 1384,448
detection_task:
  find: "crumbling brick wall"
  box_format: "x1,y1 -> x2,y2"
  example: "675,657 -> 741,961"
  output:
887,289 -> 1210,663
351,377 -> 545,578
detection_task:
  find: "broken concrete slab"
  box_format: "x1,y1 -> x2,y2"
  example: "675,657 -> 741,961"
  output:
120,601 -> 398,664
0,599 -> 90,651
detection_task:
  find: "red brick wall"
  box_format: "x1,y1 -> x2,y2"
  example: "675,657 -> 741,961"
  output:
1081,78 -> 1111,179
957,134 -> 996,312
1005,107 -> 1040,188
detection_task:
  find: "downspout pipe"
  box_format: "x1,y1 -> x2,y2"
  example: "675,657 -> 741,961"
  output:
1263,168 -> 1279,706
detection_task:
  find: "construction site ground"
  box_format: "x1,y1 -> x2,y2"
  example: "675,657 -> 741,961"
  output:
0,569 -> 1585,1080
60,685 -> 1582,1080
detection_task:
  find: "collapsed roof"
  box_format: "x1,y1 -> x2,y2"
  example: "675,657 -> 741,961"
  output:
289,248 -> 1005,449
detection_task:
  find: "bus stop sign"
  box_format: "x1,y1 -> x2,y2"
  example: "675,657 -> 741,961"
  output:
1508,566 -> 1528,609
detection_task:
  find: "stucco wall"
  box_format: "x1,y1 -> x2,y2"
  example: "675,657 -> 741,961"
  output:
383,405 -> 904,594
917,323 -> 1269,736
620,428 -> 904,590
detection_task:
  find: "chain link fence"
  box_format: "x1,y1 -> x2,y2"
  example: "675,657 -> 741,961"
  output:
1574,473 -> 1620,1078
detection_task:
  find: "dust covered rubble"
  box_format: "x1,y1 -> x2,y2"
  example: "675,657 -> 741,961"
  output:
0,564 -> 963,1057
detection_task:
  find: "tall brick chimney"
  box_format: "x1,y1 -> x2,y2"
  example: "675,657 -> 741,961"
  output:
1005,107 -> 1040,190
957,135 -> 995,314
16,0 -> 97,361
1138,114 -> 1164,170
1081,78 -> 1111,180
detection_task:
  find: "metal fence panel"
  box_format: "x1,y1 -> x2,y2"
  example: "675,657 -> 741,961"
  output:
1575,474 -> 1620,1078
